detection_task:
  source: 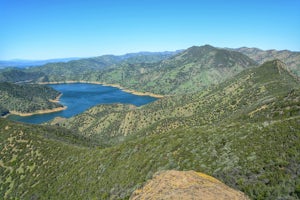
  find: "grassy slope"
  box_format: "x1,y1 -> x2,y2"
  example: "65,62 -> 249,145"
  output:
1,60 -> 299,199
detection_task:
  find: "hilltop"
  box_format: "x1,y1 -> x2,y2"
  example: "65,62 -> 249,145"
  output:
130,170 -> 249,200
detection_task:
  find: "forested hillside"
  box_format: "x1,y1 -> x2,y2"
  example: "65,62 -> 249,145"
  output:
0,69 -> 46,83
1,60 -> 299,199
90,45 -> 257,95
0,82 -> 64,115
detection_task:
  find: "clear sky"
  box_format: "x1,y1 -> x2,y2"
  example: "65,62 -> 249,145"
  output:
1,0 -> 299,60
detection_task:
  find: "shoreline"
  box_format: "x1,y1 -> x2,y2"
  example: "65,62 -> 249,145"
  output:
8,106 -> 67,117
39,80 -> 164,98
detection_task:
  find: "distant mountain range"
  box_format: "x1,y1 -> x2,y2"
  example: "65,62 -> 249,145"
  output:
0,51 -> 181,69
232,47 -> 300,77
0,57 -> 81,68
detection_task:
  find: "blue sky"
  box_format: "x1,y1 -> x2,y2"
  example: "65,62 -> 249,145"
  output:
0,0 -> 299,60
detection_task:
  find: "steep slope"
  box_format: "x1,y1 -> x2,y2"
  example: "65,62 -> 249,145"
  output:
54,60 -> 299,146
130,170 -> 249,200
234,47 -> 300,77
0,82 -> 64,115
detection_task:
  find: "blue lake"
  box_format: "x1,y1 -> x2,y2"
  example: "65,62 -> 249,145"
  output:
7,83 -> 157,124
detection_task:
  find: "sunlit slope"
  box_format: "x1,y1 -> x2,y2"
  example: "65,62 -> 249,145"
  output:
1,59 -> 300,199
1,111 -> 299,199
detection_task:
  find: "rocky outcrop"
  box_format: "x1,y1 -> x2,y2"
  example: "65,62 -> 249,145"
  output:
130,170 -> 249,200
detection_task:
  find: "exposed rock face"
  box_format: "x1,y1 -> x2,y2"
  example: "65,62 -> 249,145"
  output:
130,170 -> 249,200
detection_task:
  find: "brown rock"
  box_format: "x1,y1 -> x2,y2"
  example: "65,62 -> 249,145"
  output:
130,170 -> 249,200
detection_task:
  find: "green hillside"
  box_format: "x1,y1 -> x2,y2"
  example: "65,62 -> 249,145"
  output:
0,82 -> 63,115
94,45 -> 257,95
1,60 -> 299,199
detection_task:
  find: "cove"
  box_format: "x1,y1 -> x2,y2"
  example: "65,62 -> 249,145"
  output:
7,83 -> 158,124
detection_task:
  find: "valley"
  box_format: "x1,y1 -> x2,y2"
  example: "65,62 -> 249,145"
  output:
0,45 -> 300,199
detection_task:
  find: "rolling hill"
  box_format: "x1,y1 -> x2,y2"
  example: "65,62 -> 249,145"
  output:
1,59 -> 299,199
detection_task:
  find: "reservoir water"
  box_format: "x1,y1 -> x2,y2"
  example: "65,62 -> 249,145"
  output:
7,83 -> 157,124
